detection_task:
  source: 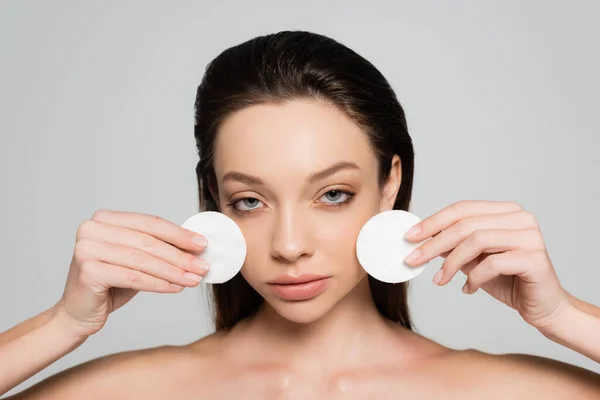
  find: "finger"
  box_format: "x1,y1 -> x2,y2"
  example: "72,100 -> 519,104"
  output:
77,220 -> 210,276
403,200 -> 524,242
404,210 -> 539,267
89,209 -> 208,252
431,251 -> 482,286
463,250 -> 546,294
80,259 -> 185,294
75,239 -> 203,287
437,228 -> 544,286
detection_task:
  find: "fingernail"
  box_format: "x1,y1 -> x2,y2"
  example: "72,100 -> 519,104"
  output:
404,225 -> 421,239
193,258 -> 210,271
404,249 -> 421,265
184,272 -> 203,283
462,283 -> 469,294
433,269 -> 443,285
192,235 -> 207,248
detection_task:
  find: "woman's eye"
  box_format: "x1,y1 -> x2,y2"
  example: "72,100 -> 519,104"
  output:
321,190 -> 351,204
234,197 -> 263,211
231,190 -> 354,213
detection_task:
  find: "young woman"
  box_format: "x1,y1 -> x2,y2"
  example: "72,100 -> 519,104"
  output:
2,30 -> 599,399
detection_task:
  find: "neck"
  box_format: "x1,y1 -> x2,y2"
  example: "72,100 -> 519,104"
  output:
238,276 -> 408,371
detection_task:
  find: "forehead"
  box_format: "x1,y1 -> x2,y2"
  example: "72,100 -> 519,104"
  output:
213,98 -> 377,181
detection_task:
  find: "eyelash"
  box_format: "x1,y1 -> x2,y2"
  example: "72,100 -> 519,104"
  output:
226,190 -> 356,215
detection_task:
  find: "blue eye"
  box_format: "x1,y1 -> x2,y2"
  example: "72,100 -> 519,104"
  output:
234,198 -> 262,211
228,190 -> 356,215
321,190 -> 352,204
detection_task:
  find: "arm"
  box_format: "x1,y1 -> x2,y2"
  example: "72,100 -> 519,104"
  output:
539,291 -> 600,364
0,303 -> 86,396
1,209 -> 208,398
567,291 -> 600,318
3,345 -> 188,400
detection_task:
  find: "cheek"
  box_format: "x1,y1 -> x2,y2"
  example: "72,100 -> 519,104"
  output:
315,207 -> 378,274
236,219 -> 272,284
337,195 -> 382,275
316,213 -> 357,247
319,222 -> 360,272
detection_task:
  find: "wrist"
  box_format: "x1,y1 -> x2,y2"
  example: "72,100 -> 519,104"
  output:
539,289 -> 600,340
49,301 -> 91,345
528,289 -> 572,337
537,301 -> 579,343
537,300 -> 600,363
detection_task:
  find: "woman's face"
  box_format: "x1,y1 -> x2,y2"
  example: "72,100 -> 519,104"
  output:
213,98 -> 401,323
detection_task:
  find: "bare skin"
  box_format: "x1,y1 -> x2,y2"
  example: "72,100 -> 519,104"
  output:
2,98 -> 600,399
7,272 -> 600,398
10,318 -> 600,399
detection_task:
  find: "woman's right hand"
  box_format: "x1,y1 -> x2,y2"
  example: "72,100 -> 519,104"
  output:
53,209 -> 210,339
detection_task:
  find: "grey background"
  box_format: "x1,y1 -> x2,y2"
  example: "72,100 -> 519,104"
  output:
1,0 -> 598,396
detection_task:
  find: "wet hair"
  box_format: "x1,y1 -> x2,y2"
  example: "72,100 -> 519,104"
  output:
194,30 -> 415,331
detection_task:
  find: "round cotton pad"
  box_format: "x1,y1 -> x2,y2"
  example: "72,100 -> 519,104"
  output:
356,210 -> 428,283
181,212 -> 246,284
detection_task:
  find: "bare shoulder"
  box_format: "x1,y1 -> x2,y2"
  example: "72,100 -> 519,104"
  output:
436,349 -> 600,398
8,334 -> 222,400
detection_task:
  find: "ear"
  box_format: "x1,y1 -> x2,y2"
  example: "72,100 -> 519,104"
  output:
380,154 -> 402,212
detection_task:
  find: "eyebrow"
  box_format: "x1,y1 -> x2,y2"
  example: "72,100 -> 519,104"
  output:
221,161 -> 360,185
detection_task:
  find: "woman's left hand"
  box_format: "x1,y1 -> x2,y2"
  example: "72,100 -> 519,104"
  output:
403,200 -> 571,332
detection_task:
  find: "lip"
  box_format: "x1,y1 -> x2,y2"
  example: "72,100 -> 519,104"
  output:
267,274 -> 331,301
268,274 -> 330,285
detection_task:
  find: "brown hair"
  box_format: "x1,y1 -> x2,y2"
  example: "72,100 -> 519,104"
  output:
193,31 -> 415,331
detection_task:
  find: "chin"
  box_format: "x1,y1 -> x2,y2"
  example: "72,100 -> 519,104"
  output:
267,295 -> 337,324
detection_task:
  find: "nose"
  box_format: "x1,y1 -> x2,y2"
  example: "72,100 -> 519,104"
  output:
270,206 -> 313,263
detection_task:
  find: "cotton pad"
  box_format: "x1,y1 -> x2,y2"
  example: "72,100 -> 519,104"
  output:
181,211 -> 246,284
356,210 -> 428,283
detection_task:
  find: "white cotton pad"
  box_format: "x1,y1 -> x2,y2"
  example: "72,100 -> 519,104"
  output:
356,210 -> 428,283
181,211 -> 247,284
